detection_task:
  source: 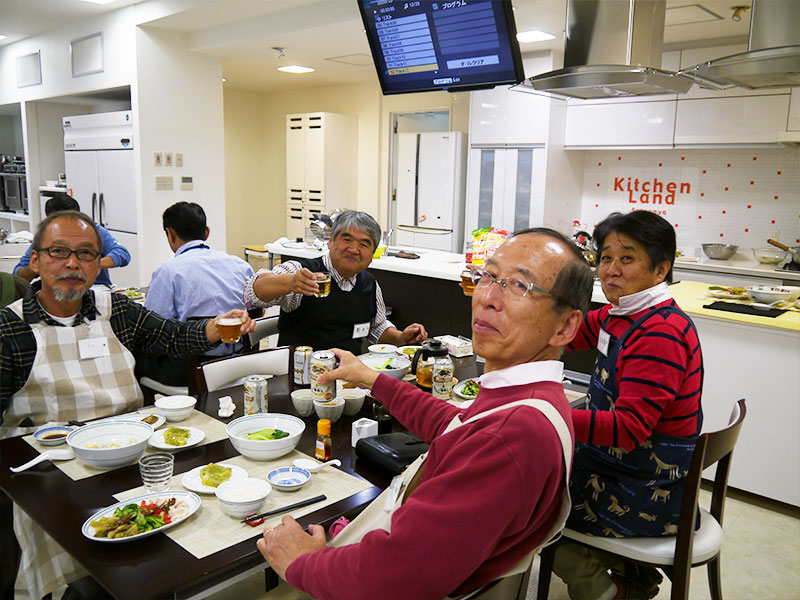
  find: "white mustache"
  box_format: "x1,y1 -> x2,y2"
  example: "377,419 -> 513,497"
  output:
55,272 -> 87,283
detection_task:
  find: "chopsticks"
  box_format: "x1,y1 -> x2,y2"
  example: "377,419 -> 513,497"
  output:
240,494 -> 327,523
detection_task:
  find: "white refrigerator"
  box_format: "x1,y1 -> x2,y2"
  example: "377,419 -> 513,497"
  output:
63,111 -> 140,287
395,132 -> 466,253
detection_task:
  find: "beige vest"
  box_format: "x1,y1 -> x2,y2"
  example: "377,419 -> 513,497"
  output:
329,398 -> 574,600
2,290 -> 143,439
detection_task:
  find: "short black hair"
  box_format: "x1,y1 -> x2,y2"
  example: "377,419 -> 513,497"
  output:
32,210 -> 102,251
162,202 -> 207,241
511,227 -> 594,315
592,211 -> 676,283
44,193 -> 80,216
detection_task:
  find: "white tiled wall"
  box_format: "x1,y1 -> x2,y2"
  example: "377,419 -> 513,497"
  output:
579,148 -> 800,251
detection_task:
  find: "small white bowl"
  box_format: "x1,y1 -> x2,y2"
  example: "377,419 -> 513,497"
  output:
267,467 -> 311,492
745,285 -> 792,304
339,388 -> 367,416
782,286 -> 800,302
226,413 -> 305,461
66,420 -> 152,469
33,426 -> 75,446
155,395 -> 197,422
215,478 -> 272,518
290,389 -> 315,417
314,397 -> 345,423
368,343 -> 398,354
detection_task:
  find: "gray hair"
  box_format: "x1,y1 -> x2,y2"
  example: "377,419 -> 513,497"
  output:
511,227 -> 594,315
32,210 -> 102,252
331,210 -> 381,250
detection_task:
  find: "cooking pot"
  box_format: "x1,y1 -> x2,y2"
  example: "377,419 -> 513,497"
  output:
767,239 -> 800,267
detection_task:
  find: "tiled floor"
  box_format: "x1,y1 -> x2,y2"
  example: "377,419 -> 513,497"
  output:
209,489 -> 800,600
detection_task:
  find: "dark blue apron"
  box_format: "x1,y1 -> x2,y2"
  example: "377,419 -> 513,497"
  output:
567,305 -> 702,537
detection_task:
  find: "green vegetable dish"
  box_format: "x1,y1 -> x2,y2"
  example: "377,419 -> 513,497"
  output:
91,498 -> 175,539
246,428 -> 290,441
163,426 -> 191,446
462,380 -> 479,397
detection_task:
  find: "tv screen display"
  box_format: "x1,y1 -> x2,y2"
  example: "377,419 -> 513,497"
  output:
357,0 -> 524,95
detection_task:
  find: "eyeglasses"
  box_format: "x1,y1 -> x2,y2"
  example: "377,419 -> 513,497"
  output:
35,246 -> 101,262
471,268 -> 555,300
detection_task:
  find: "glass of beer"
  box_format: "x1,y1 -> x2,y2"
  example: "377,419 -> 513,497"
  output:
218,317 -> 243,344
314,272 -> 332,298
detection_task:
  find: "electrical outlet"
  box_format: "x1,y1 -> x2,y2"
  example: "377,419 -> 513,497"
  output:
155,176 -> 173,191
154,152 -> 162,167
165,152 -> 173,167
175,153 -> 183,167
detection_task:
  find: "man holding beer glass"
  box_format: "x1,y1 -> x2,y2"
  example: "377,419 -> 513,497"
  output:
244,210 -> 427,355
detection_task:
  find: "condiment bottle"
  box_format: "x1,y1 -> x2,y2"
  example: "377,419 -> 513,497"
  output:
315,419 -> 332,461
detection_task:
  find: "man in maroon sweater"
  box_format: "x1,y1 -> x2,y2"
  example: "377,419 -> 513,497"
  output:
257,229 -> 594,600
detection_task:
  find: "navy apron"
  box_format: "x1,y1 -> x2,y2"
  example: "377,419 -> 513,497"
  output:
567,305 -> 702,537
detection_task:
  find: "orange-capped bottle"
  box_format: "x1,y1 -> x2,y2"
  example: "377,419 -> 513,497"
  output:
315,419 -> 332,461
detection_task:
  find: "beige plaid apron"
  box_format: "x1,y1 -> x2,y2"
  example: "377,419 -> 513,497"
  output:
3,289 -> 143,439
284,399 -> 573,600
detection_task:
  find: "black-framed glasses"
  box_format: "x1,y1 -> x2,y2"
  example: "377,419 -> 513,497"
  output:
471,268 -> 555,301
35,246 -> 101,262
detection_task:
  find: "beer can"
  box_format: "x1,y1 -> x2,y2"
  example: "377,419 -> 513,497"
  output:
294,346 -> 314,385
244,375 -> 269,414
310,350 -> 336,402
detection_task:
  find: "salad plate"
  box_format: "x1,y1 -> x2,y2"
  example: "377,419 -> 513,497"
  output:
105,411 -> 166,430
452,379 -> 480,400
181,463 -> 248,494
82,490 -> 200,542
148,426 -> 205,450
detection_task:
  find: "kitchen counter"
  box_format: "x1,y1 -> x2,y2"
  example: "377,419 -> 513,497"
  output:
674,254 -> 800,283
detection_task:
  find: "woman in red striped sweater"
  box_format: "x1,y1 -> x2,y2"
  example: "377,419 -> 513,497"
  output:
554,211 -> 704,600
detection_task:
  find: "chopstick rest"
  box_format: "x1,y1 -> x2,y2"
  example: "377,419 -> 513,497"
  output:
241,494 -> 327,523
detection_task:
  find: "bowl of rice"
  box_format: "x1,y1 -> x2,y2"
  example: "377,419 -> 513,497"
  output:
215,478 -> 272,518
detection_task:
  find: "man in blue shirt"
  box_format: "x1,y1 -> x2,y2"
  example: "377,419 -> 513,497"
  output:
136,201 -> 254,386
14,193 -> 130,287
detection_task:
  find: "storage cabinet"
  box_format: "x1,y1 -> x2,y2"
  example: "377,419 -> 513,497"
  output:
285,112 -> 357,238
564,99 -> 677,148
469,86 -> 549,146
788,89 -> 800,132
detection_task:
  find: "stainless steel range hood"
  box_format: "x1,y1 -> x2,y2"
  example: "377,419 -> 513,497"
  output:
526,0 -> 694,99
681,0 -> 800,89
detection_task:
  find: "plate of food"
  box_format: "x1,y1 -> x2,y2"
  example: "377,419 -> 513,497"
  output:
453,379 -> 480,400
82,490 -> 200,542
105,411 -> 166,430
115,287 -> 145,302
707,286 -> 747,299
181,462 -> 248,494
148,426 -> 205,450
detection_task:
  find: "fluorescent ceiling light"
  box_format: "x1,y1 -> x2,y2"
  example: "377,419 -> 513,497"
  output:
517,30 -> 556,43
0,34 -> 7,41
277,65 -> 315,74
80,0 -> 117,5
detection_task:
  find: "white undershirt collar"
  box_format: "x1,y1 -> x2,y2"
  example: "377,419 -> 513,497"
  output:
608,281 -> 671,316
479,360 -> 564,389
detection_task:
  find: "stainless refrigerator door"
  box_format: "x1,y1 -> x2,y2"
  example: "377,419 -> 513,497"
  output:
96,149 -> 137,234
64,151 -> 99,219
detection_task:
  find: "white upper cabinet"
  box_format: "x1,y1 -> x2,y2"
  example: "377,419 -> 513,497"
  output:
469,86 -> 549,146
788,89 -> 800,131
564,100 -> 677,147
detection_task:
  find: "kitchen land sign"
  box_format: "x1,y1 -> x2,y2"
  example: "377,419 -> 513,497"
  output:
605,168 -> 698,220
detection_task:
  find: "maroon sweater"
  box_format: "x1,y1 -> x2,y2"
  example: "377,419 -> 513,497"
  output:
569,299 -> 703,450
285,373 -> 574,600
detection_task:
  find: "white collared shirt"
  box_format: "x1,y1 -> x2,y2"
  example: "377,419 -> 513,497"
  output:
479,360 -> 564,389
608,281 -> 672,316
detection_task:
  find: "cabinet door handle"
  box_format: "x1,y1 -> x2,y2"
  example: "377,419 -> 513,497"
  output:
91,192 -> 97,221
98,192 -> 105,226
397,225 -> 452,235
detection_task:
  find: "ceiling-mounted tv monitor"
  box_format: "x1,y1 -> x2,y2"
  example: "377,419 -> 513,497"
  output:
357,0 -> 525,95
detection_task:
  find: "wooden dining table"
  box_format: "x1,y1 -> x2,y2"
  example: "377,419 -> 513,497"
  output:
0,356 -> 494,600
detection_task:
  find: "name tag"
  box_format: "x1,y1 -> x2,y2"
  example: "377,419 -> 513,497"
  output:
597,329 -> 610,356
79,337 -> 110,360
352,322 -> 370,339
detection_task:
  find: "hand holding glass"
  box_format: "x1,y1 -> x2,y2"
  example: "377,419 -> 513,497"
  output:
218,317 -> 243,344
314,272 -> 332,298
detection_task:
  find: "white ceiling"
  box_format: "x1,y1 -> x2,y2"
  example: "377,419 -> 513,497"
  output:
0,0 -> 753,93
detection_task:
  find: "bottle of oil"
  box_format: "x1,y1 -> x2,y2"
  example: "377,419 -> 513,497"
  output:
315,419 -> 332,461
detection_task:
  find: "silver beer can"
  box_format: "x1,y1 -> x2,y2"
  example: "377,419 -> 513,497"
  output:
294,346 -> 314,385
310,350 -> 336,402
244,375 -> 269,414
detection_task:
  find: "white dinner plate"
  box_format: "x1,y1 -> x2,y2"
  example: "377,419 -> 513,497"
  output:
452,379 -> 479,400
707,290 -> 747,300
104,411 -> 166,430
181,463 -> 248,494
82,490 -> 200,543
148,426 -> 205,450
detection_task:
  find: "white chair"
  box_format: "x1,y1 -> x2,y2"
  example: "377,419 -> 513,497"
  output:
197,346 -> 293,393
138,377 -> 188,397
537,399 -> 747,600
245,315 -> 279,351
